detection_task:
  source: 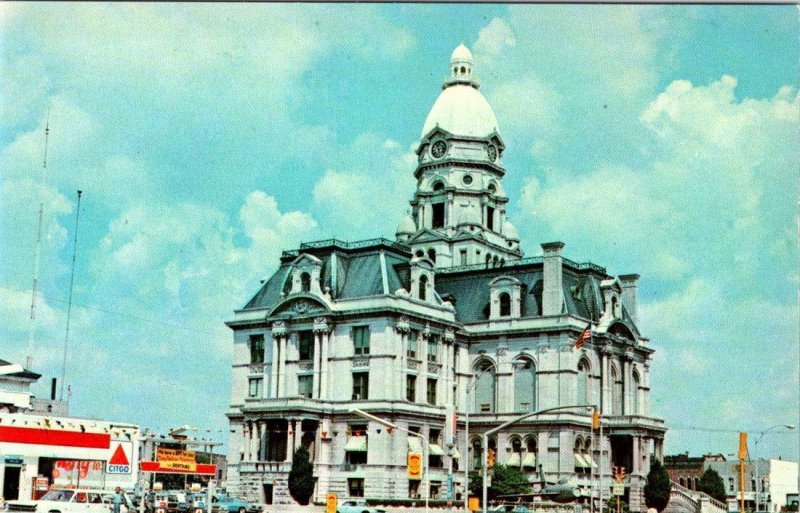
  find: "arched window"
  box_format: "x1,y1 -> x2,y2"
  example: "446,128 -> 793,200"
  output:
419,275 -> 428,301
577,360 -> 590,404
300,272 -> 311,292
432,181 -> 445,192
488,183 -> 497,194
461,66 -> 466,74
524,436 -> 538,469
513,358 -> 535,411
427,248 -> 436,264
612,365 -> 623,415
611,296 -> 619,318
493,256 -> 499,267
679,478 -> 685,488
415,250 -> 424,258
486,254 -> 492,266
499,292 -> 511,317
474,360 -> 496,413
632,370 -> 640,415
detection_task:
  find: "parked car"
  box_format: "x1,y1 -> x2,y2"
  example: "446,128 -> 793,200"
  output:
5,488 -> 133,513
209,495 -> 259,513
336,499 -> 386,513
150,492 -> 188,513
186,493 -> 207,511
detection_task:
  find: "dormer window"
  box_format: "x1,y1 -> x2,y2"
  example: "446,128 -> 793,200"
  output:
488,276 -> 523,319
300,272 -> 311,292
289,254 -> 323,296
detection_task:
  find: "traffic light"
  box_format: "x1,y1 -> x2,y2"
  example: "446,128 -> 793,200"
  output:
619,467 -> 627,482
592,410 -> 601,430
487,448 -> 496,468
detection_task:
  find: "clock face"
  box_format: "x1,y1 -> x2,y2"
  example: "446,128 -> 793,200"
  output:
431,140 -> 447,159
487,145 -> 497,162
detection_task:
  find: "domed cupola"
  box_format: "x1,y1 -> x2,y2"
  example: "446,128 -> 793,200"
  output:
398,44 -> 524,268
395,213 -> 416,241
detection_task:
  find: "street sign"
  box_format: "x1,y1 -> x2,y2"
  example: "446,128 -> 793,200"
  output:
613,482 -> 625,496
326,494 -> 337,513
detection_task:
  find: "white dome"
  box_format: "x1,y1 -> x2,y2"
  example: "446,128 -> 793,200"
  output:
421,84 -> 500,139
503,220 -> 520,241
451,44 -> 473,63
396,214 -> 416,236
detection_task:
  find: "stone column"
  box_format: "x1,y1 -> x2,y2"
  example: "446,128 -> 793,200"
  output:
286,420 -> 296,464
250,421 -> 259,462
272,321 -> 287,398
321,330 -> 331,399
417,325 -> 430,404
312,331 -> 321,398
397,317 -> 410,400
623,352 -> 633,415
270,335 -> 279,398
314,318 -> 332,400
256,421 -> 265,461
294,420 -> 302,451
242,422 -> 251,461
444,329 -> 456,405
601,346 -> 612,415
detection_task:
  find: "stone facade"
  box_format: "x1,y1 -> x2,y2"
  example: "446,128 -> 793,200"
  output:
225,45 -> 666,509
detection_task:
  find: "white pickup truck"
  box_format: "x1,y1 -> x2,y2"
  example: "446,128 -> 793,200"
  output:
4,488 -> 133,513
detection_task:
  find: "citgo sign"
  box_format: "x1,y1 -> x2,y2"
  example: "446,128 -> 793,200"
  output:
407,452 -> 422,480
107,442 -> 133,474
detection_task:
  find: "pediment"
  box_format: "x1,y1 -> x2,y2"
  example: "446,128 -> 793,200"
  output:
269,295 -> 329,318
291,253 -> 323,268
409,229 -> 447,243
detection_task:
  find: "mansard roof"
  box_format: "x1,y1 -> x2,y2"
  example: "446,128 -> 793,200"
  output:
241,238 -> 639,333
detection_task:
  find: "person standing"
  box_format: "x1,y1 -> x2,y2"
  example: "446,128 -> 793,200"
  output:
112,487 -> 125,513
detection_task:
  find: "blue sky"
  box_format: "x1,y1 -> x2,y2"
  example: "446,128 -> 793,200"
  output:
1,4 -> 798,460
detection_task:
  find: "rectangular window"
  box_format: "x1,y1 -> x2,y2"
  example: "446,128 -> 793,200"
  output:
352,372 -> 369,400
427,378 -> 437,405
248,378 -> 262,398
407,330 -> 418,359
298,331 -> 314,361
347,478 -> 364,498
427,336 -> 438,363
486,206 -> 495,231
406,375 -> 416,402
353,326 -> 370,356
298,375 -> 313,398
408,480 -> 420,499
249,334 -> 265,364
459,249 -> 468,266
432,203 -> 445,228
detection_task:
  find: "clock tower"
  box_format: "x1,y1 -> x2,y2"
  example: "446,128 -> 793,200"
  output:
396,44 -> 523,268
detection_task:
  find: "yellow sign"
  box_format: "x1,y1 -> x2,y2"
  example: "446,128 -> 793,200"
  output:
408,452 -> 422,480
468,497 -> 480,512
157,448 -> 197,472
326,493 -> 337,513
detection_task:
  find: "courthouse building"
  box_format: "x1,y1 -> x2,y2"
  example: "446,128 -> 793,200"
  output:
225,45 -> 666,508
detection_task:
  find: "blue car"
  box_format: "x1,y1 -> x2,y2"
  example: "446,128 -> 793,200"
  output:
210,495 -> 259,513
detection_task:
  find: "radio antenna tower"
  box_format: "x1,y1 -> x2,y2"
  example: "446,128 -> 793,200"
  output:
27,112 -> 50,370
59,190 -> 82,402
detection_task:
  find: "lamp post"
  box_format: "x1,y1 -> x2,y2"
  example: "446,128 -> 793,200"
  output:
464,361 -> 498,511
351,409 -> 429,513
481,404 -> 595,513
753,424 -> 795,512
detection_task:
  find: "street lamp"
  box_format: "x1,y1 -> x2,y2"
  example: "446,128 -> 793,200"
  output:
351,409 -> 429,513
753,424 -> 795,513
481,404 -> 595,513
464,361 -> 498,511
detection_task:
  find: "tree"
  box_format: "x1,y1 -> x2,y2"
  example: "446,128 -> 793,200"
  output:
697,468 -> 727,503
644,460 -> 672,512
288,446 -> 315,505
467,466 -> 531,500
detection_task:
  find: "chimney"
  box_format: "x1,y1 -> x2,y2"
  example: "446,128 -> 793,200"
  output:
51,377 -> 57,400
619,274 -> 640,324
541,242 -> 565,316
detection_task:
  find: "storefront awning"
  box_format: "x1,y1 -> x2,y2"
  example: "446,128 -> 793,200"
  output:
584,454 -> 598,468
522,453 -> 537,468
345,436 -> 367,452
507,452 -> 521,467
452,446 -> 461,459
574,453 -> 590,468
428,444 -> 445,456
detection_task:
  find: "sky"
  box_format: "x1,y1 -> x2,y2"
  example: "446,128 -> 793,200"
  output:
1,3 -> 798,461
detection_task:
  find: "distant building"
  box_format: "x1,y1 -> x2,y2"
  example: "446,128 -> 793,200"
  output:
0,359 -> 41,413
664,453 -> 726,491
705,459 -> 798,513
225,45 -> 666,509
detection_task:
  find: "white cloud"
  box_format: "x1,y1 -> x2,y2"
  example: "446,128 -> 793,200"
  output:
475,18 -> 516,57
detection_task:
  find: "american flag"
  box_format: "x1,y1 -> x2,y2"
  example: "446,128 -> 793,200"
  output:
574,324 -> 592,349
